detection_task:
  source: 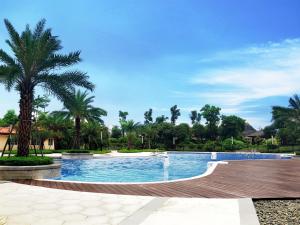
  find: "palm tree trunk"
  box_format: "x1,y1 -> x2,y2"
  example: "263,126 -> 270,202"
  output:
17,89 -> 33,156
74,116 -> 81,149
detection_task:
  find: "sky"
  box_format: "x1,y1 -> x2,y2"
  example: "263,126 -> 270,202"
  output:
0,0 -> 300,129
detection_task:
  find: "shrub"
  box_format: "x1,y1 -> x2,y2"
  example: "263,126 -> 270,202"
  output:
185,143 -> 197,150
223,138 -> 246,150
0,156 -> 53,166
266,143 -> 278,150
203,141 -> 217,152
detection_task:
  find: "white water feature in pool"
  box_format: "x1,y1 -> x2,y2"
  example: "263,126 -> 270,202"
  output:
211,152 -> 217,160
163,153 -> 170,180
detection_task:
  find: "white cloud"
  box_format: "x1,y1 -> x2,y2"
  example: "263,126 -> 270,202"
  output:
191,38 -> 300,106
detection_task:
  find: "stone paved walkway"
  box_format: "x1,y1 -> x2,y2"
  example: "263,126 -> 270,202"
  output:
0,182 -> 259,225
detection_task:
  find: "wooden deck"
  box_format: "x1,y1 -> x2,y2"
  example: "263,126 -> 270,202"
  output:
14,159 -> 300,198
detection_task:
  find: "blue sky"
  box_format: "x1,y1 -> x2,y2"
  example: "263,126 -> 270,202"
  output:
0,0 -> 300,128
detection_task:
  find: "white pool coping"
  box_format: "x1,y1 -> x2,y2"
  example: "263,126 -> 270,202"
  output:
40,160 -> 227,185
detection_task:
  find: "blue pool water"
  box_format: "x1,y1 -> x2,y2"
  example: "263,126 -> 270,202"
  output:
53,152 -> 284,183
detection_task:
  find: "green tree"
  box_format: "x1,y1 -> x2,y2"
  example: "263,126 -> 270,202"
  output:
52,90 -> 107,149
144,108 -> 153,124
111,126 -> 122,139
37,113 -> 73,149
156,122 -> 175,149
119,110 -> 128,137
263,124 -> 277,139
272,94 -> 300,145
141,124 -> 157,149
119,111 -> 128,120
82,122 -> 108,150
155,115 -> 168,123
33,95 -> 50,113
174,123 -> 190,144
170,105 -> 180,124
192,123 -> 205,141
0,110 -> 18,126
123,120 -> 140,149
220,115 -> 245,139
272,94 -> 300,126
201,104 -> 221,140
190,110 -> 201,124
0,19 -> 94,156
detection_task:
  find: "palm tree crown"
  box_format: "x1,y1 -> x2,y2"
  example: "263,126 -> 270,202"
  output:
52,90 -> 107,149
272,94 -> 300,126
0,19 -> 94,156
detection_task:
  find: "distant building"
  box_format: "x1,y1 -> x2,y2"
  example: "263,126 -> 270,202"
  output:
242,123 -> 264,144
0,126 -> 54,151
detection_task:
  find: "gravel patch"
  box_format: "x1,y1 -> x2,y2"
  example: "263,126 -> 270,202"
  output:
253,199 -> 300,225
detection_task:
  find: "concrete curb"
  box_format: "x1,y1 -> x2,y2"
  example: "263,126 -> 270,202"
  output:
239,198 -> 260,225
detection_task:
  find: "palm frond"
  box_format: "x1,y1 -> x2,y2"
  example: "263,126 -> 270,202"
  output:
33,19 -> 46,39
4,19 -> 22,49
43,51 -> 81,69
289,94 -> 300,110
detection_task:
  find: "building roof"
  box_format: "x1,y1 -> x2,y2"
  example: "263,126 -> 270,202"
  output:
242,123 -> 257,136
245,130 -> 264,137
0,127 -> 16,135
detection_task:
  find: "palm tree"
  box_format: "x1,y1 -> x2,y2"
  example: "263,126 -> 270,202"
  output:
52,90 -> 107,149
123,120 -> 140,149
272,94 -> 300,126
119,110 -> 128,137
144,108 -> 153,124
0,19 -> 94,156
190,110 -> 201,124
170,105 -> 181,124
155,115 -> 168,123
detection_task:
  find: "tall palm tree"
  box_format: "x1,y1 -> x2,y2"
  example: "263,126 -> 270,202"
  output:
52,90 -> 107,149
170,105 -> 180,124
119,110 -> 128,137
272,94 -> 300,126
190,110 -> 201,124
0,19 -> 94,156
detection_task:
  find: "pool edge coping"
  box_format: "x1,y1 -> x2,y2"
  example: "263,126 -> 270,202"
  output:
38,160 -> 227,185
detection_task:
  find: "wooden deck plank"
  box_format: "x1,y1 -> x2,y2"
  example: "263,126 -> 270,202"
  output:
12,159 -> 300,198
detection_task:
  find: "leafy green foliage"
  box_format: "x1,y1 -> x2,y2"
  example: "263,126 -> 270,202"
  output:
0,109 -> 18,126
0,156 -> 53,166
220,115 -> 246,139
52,90 -> 107,149
174,123 -> 190,143
192,123 -> 205,140
272,94 -> 300,145
222,138 -> 246,150
201,104 -> 221,139
33,95 -> 50,113
111,126 -> 122,138
155,115 -> 168,123
53,90 -> 107,124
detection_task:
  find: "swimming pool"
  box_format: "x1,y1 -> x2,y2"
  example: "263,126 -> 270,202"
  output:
52,152 -> 284,183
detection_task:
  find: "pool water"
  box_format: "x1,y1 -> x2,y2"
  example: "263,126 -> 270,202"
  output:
53,152 -> 283,183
